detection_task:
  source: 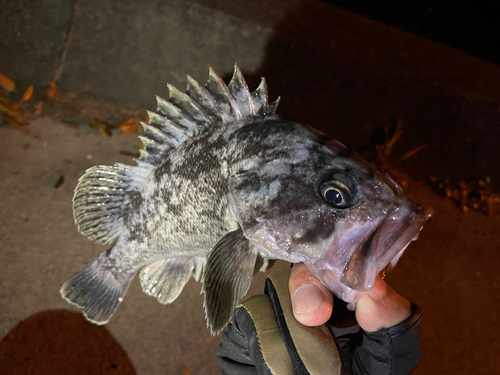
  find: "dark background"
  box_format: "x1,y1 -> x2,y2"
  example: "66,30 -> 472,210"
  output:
324,1 -> 500,65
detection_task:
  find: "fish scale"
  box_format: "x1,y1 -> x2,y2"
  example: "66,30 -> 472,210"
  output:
61,64 -> 428,334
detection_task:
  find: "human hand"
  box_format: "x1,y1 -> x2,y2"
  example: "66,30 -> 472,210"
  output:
289,263 -> 412,332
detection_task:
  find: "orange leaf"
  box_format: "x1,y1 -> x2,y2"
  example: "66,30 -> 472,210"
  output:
0,72 -> 15,92
2,114 -> 29,133
0,95 -> 27,132
118,118 -> 137,135
47,80 -> 57,98
0,96 -> 24,123
177,363 -> 191,375
21,84 -> 34,101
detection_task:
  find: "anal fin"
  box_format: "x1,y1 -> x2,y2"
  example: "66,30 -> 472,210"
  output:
202,227 -> 258,334
140,256 -> 205,304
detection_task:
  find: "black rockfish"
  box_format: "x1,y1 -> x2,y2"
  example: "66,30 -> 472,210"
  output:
61,65 -> 429,333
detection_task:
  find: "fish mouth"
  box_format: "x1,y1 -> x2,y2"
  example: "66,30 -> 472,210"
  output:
340,203 -> 431,291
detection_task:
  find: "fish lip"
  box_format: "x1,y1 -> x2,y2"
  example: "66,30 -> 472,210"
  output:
340,202 -> 427,291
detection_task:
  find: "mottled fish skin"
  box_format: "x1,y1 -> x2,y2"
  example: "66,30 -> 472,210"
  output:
61,65 -> 428,334
111,116 -> 330,273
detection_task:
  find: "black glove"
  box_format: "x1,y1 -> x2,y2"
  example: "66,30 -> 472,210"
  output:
216,267 -> 422,375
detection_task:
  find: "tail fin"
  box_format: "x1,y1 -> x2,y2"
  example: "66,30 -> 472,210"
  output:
60,252 -> 135,325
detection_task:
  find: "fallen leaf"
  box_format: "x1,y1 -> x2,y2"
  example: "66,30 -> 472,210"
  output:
21,84 -> 34,101
117,117 -> 137,135
2,115 -> 29,132
399,143 -> 430,161
0,72 -> 15,92
384,118 -> 404,156
54,175 -> 65,188
89,117 -> 112,137
0,96 -> 24,122
0,96 -> 28,132
47,80 -> 57,98
177,363 -> 191,375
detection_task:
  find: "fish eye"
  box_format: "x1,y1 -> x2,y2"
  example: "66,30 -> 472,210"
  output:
318,173 -> 358,208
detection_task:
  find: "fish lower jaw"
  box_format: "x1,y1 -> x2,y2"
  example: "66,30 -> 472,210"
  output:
344,235 -> 417,303
317,241 -> 413,305
306,262 -> 368,305
385,234 -> 417,272
344,236 -> 416,307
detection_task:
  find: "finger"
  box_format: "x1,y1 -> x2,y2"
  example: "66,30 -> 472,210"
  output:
355,276 -> 411,332
289,263 -> 333,327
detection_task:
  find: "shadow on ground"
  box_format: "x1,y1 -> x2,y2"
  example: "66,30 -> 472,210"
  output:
0,310 -> 136,374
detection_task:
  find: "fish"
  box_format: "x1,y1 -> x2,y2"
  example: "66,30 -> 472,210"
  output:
61,64 -> 429,334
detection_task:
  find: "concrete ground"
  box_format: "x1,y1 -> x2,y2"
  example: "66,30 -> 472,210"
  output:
1,0 -> 500,374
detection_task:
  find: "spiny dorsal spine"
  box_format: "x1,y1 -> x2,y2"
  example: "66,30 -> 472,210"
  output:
139,63 -> 280,166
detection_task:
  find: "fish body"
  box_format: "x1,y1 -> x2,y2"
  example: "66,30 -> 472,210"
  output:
62,65 -> 428,333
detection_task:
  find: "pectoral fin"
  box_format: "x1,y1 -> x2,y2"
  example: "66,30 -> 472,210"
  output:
202,227 -> 258,334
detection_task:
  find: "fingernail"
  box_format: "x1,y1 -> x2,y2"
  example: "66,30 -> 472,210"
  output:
292,284 -> 325,314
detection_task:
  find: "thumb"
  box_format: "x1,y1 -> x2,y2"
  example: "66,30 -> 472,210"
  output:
355,276 -> 411,332
289,263 -> 333,327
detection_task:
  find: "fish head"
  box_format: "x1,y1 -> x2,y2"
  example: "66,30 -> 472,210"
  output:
229,138 -> 429,304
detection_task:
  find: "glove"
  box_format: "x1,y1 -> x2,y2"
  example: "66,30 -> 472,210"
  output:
217,267 -> 341,375
216,267 -> 422,375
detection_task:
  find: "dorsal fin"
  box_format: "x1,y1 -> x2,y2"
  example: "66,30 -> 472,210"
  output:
138,63 -> 280,167
73,64 -> 278,245
227,66 -> 254,118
